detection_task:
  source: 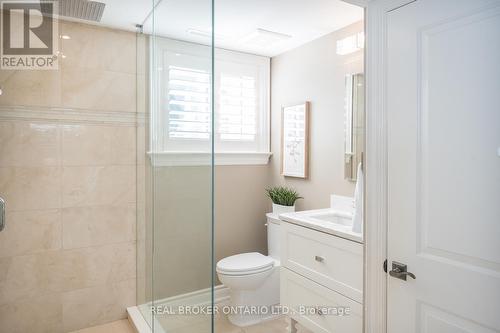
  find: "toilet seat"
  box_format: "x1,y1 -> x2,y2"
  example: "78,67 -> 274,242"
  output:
216,252 -> 274,276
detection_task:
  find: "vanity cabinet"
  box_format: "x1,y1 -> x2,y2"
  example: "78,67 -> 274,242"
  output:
280,221 -> 363,333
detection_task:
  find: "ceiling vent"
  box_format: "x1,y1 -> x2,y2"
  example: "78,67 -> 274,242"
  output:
240,29 -> 292,48
49,0 -> 106,22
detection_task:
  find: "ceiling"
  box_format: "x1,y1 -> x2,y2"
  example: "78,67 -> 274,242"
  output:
67,0 -> 363,57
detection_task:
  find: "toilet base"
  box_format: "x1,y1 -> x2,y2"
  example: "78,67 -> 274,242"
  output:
225,267 -> 280,327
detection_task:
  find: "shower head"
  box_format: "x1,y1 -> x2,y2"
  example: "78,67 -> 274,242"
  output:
43,0 -> 106,22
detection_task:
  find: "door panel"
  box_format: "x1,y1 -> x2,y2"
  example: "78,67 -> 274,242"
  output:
387,0 -> 500,332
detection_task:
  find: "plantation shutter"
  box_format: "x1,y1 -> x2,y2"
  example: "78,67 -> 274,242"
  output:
167,65 -> 211,140
218,74 -> 257,141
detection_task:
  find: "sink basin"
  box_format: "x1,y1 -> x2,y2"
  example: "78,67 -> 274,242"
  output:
307,212 -> 352,226
279,208 -> 363,243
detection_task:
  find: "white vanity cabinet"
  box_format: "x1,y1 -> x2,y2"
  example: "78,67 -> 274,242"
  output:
280,221 -> 363,333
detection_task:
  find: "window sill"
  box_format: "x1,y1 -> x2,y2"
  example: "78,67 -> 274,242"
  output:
147,151 -> 272,166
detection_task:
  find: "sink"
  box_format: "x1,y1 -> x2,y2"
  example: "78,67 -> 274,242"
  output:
307,212 -> 352,226
279,208 -> 363,243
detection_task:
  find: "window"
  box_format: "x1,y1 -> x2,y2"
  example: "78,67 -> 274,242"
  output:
167,65 -> 211,140
218,74 -> 257,142
151,39 -> 270,165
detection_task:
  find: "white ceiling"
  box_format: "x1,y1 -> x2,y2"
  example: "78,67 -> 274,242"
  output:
73,0 -> 363,57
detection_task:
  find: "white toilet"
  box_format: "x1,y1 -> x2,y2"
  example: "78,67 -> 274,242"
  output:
216,213 -> 281,327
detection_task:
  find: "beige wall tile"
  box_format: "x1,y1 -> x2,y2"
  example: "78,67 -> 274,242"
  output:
136,34 -> 148,76
0,243 -> 135,306
0,209 -> 61,258
0,121 -> 60,167
110,126 -> 136,165
60,22 -> 136,74
61,67 -> 136,112
62,124 -> 136,166
0,252 -> 63,305
0,18 -> 138,333
61,124 -> 111,166
62,165 -> 135,207
136,74 -> 147,114
0,257 -> 10,282
60,242 -> 136,291
62,204 -> 136,249
0,70 -> 62,108
0,293 -> 63,333
136,165 -> 146,205
62,279 -> 136,332
0,248 -> 137,330
0,166 -> 61,211
136,125 -> 146,166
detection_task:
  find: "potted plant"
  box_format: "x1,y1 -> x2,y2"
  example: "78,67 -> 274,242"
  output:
266,186 -> 302,214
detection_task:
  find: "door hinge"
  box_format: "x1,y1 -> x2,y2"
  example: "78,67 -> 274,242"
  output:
383,259 -> 387,273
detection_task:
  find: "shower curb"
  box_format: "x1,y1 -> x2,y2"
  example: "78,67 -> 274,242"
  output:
128,285 -> 230,332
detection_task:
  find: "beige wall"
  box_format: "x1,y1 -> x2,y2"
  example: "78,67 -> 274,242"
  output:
214,165 -> 270,281
270,21 -> 364,210
0,21 -> 137,332
144,164 -> 270,300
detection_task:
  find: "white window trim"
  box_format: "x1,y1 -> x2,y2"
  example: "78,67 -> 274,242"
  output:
147,151 -> 272,167
150,38 -> 271,165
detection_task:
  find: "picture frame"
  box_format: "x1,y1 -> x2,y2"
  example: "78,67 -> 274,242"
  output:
281,102 -> 310,178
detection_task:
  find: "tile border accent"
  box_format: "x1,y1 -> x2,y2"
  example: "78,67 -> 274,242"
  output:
0,106 -> 145,126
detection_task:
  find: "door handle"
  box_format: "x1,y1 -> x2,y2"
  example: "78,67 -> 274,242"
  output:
0,197 -> 5,232
315,255 -> 325,263
389,261 -> 416,281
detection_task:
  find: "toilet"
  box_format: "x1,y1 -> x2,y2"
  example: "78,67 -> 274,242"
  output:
216,213 -> 281,327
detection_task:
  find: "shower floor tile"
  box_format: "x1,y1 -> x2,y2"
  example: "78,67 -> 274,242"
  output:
69,319 -> 135,333
157,314 -> 312,333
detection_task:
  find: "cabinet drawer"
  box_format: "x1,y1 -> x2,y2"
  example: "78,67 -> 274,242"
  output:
280,221 -> 363,302
281,268 -> 362,333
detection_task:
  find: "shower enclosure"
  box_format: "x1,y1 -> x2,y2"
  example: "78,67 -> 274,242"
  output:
136,0 -> 215,331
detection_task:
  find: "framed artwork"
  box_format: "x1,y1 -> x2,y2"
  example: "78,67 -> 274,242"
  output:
281,102 -> 310,178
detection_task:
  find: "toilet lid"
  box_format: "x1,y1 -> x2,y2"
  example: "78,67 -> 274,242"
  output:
216,252 -> 274,275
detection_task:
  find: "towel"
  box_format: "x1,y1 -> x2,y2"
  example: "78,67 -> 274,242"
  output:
352,162 -> 364,234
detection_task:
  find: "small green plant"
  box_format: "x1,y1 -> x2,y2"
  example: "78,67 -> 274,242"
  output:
265,186 -> 302,206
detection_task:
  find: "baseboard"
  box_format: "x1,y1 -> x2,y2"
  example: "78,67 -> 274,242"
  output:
128,285 -> 230,333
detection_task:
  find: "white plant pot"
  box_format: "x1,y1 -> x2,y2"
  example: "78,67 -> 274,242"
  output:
272,203 -> 295,215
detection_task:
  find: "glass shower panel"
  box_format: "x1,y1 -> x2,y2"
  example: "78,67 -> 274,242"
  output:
137,0 -> 214,332
136,13 -> 153,329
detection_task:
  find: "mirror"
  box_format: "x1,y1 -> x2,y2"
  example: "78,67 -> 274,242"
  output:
344,73 -> 365,181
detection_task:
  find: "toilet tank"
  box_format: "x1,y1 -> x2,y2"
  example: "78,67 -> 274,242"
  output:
266,214 -> 281,260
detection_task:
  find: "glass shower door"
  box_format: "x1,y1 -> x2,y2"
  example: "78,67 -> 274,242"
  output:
136,0 -> 215,332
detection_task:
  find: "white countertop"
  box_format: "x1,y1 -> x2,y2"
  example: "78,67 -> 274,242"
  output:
278,208 -> 363,243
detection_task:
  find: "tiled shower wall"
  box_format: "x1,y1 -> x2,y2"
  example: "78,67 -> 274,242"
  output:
0,21 -> 137,332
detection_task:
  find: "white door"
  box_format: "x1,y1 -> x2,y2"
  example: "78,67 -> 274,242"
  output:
387,0 -> 500,332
